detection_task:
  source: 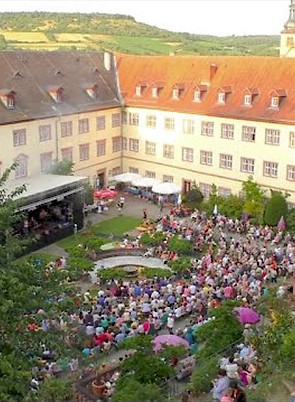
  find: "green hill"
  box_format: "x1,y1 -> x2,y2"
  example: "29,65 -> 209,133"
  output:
0,12 -> 280,56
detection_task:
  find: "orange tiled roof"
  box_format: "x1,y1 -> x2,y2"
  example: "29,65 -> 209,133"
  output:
116,54 -> 295,124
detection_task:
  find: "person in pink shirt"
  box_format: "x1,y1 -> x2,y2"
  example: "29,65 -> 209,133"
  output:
224,284 -> 234,299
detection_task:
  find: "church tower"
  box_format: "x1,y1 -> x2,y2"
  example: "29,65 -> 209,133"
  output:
280,0 -> 295,57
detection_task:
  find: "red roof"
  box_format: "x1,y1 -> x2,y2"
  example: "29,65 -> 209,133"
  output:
117,54 -> 295,124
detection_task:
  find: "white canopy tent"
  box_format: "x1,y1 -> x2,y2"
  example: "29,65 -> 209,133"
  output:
110,173 -> 142,183
151,182 -> 182,195
132,177 -> 160,187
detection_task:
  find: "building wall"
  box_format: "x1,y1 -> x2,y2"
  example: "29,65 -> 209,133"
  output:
0,107 -> 122,185
122,106 -> 295,201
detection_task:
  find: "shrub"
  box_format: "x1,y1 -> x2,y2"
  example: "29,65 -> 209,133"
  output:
82,237 -> 107,252
142,267 -> 172,278
168,257 -> 192,272
66,257 -> 94,281
264,190 -> 288,226
140,232 -> 166,246
191,355 -> 219,395
168,235 -> 192,255
98,268 -> 126,282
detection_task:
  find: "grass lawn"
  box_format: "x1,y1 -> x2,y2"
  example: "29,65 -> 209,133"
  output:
91,216 -> 141,236
14,251 -> 60,265
56,216 -> 141,250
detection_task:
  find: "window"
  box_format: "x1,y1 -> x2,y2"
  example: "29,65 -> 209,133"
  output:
199,183 -> 211,199
265,129 -> 280,145
110,166 -> 121,177
182,147 -> 194,162
40,152 -> 53,173
122,137 -> 127,150
163,144 -> 174,159
164,117 -> 175,131
193,90 -> 201,102
61,121 -> 73,137
13,129 -> 26,147
145,141 -> 156,155
183,119 -> 195,134
287,165 -> 295,181
15,154 -> 28,178
218,187 -> 231,197
244,94 -> 252,106
219,154 -> 233,169
263,161 -> 278,178
172,88 -> 179,100
96,116 -> 106,131
242,126 -> 256,142
240,157 -> 255,174
79,144 -> 89,161
122,111 -> 127,125
146,170 -> 156,178
218,92 -> 225,103
78,118 -> 89,134
135,86 -> 142,96
39,125 -> 51,142
129,138 -> 139,152
129,167 -> 139,174
163,175 -> 173,183
112,136 -> 121,153
152,87 -> 158,98
289,132 -> 295,148
96,140 -> 106,157
61,147 -> 73,161
270,96 -> 279,108
201,121 -> 214,136
146,115 -> 156,128
221,123 -> 234,139
200,151 -> 213,166
112,113 -> 121,128
129,112 -> 139,126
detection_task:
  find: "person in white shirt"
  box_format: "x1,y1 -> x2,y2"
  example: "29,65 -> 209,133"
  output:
167,314 -> 175,334
225,356 -> 239,380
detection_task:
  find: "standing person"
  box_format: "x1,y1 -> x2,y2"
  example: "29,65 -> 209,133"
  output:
158,195 -> 164,213
212,369 -> 230,402
167,313 -> 175,334
120,196 -> 125,209
143,208 -> 147,220
230,383 -> 247,402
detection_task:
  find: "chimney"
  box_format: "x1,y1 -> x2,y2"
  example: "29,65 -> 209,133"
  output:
210,64 -> 218,81
104,52 -> 111,71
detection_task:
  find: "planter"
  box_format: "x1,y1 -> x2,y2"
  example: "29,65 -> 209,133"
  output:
91,380 -> 107,396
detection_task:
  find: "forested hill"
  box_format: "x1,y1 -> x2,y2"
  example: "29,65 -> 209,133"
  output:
0,12 -> 280,56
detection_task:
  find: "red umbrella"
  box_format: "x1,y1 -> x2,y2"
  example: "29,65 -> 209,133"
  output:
93,189 -> 118,199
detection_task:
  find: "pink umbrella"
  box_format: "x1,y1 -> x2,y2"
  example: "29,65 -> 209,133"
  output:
234,307 -> 260,325
93,189 -> 118,199
153,334 -> 189,352
277,216 -> 286,231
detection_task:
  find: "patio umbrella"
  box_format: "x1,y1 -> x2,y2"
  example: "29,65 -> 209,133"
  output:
234,307 -> 261,325
132,177 -> 160,187
277,215 -> 286,231
93,189 -> 118,199
110,173 -> 142,183
151,182 -> 181,195
153,334 -> 189,352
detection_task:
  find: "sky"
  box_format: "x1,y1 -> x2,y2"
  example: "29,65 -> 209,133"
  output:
0,0 -> 291,37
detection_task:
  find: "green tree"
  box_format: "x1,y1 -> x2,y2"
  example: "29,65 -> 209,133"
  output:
242,176 -> 266,223
263,190 -> 288,226
48,159 -> 74,175
113,378 -> 165,402
182,184 -> 204,208
0,34 -> 7,49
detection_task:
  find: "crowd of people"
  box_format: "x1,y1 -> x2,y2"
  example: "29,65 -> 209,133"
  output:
28,205 -> 295,400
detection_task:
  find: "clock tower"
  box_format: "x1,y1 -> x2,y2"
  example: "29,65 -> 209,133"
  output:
280,0 -> 295,57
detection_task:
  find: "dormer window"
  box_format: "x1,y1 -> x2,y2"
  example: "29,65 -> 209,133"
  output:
172,83 -> 185,100
244,94 -> 252,106
269,89 -> 286,109
271,96 -> 279,108
218,92 -> 225,104
151,87 -> 158,98
172,88 -> 179,100
0,89 -> 16,110
46,85 -> 64,103
83,83 -> 98,99
136,86 -> 142,96
193,84 -> 207,103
